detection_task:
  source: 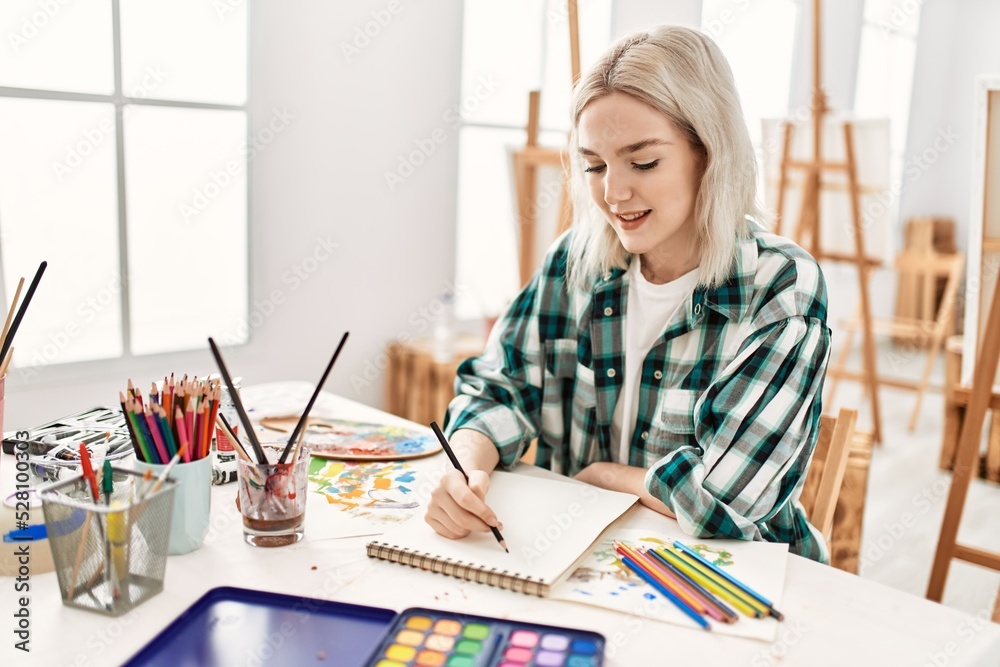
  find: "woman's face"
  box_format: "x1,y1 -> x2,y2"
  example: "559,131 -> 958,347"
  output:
577,92 -> 704,275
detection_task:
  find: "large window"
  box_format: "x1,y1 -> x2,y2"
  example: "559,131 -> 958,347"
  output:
454,0 -> 613,320
0,0 -> 248,377
854,0 -> 922,185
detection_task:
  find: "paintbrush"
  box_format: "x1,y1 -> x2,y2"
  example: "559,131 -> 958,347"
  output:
279,331 -> 349,464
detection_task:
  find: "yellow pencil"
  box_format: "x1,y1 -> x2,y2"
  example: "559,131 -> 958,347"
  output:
654,547 -> 766,618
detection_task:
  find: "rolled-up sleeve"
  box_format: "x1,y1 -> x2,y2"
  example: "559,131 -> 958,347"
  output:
444,277 -> 544,468
644,314 -> 831,540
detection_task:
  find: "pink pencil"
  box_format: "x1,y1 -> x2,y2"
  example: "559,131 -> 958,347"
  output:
175,406 -> 190,463
143,406 -> 170,464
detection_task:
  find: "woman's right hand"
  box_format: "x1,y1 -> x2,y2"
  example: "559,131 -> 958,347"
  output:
425,468 -> 503,539
423,428 -> 502,540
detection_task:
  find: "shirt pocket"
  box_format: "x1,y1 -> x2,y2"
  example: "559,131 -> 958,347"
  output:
646,388 -> 700,459
545,338 -> 596,408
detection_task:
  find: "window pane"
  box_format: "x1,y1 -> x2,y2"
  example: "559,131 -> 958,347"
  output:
119,0 -> 247,105
454,126 -> 567,319
123,105 -> 247,354
460,1 -> 544,128
539,0 -> 613,132
863,0 -> 921,37
0,0 -> 113,94
0,98 -> 122,369
702,0 -> 799,147
856,25 -> 917,171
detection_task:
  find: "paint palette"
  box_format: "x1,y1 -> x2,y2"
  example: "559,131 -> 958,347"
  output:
260,416 -> 442,461
366,607 -> 604,667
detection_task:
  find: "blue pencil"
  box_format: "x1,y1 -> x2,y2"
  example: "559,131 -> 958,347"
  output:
673,540 -> 784,621
620,554 -> 710,631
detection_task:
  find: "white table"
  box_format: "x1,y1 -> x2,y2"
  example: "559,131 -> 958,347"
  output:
2,382 -> 999,666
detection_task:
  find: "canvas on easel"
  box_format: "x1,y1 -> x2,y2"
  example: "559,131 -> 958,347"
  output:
961,76 -> 1000,389
761,0 -> 883,443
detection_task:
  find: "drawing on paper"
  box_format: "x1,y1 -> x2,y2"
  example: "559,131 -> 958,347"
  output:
308,457 -> 420,525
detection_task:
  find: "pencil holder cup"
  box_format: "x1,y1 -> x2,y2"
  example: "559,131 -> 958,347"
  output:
134,455 -> 212,555
38,467 -> 177,616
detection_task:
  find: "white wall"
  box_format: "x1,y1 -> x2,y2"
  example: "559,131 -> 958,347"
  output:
612,0 -> 700,35
900,0 -> 1000,252
6,0 -> 465,429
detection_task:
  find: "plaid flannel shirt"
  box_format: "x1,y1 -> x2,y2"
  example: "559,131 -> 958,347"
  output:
445,223 -> 832,561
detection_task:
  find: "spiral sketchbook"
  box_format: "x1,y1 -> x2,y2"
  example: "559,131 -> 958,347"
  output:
365,470 -> 638,597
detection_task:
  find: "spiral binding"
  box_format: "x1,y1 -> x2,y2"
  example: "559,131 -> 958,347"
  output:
366,541 -> 547,597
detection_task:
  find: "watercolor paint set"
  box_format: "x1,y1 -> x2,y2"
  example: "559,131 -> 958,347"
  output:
122,587 -> 605,667
367,607 -> 605,667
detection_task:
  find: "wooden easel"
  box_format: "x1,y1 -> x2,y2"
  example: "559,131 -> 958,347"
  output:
826,250 -> 964,431
774,0 -> 882,443
926,260 -> 1000,621
512,1 -> 580,287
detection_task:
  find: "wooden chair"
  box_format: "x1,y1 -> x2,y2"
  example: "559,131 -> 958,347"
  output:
800,407 -> 859,542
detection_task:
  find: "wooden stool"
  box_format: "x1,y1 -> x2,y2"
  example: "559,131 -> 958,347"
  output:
940,334 -> 1000,481
385,335 -> 485,427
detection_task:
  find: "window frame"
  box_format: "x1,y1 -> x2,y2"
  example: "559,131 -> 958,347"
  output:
0,0 -> 252,388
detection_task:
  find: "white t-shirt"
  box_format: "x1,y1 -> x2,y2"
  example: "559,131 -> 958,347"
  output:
610,259 -> 699,464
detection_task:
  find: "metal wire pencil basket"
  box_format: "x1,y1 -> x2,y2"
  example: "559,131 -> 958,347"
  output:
38,467 -> 177,616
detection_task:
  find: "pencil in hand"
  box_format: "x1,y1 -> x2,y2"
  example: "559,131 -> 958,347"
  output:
429,421 -> 508,553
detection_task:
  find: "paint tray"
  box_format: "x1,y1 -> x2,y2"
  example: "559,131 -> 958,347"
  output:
122,586 -> 396,666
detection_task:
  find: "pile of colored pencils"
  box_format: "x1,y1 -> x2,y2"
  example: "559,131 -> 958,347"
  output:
119,375 -> 220,465
614,539 -> 784,631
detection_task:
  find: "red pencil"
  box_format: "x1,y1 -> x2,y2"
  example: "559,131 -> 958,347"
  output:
78,443 -> 100,502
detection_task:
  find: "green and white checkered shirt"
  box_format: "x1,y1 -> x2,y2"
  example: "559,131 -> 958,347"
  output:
445,223 -> 832,562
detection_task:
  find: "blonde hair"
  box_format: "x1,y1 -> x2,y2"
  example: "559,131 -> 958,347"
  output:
566,25 -> 764,289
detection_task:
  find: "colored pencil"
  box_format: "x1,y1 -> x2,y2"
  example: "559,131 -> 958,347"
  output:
208,337 -> 266,463
78,443 -> 100,502
279,331 -> 350,464
619,553 -> 710,630
673,540 -> 785,621
430,421 -> 508,553
143,407 -> 170,464
0,261 -> 46,366
645,548 -> 738,622
614,542 -> 709,616
654,547 -> 764,618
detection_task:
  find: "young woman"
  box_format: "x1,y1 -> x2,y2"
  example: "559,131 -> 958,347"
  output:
426,25 -> 831,562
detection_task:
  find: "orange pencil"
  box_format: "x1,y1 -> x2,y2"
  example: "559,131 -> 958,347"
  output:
615,542 -> 708,616
162,376 -> 173,430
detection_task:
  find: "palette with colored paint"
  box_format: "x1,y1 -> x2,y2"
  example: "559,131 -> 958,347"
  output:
366,607 -> 604,667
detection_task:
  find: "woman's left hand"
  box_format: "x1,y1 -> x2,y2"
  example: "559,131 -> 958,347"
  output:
573,462 -> 676,519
